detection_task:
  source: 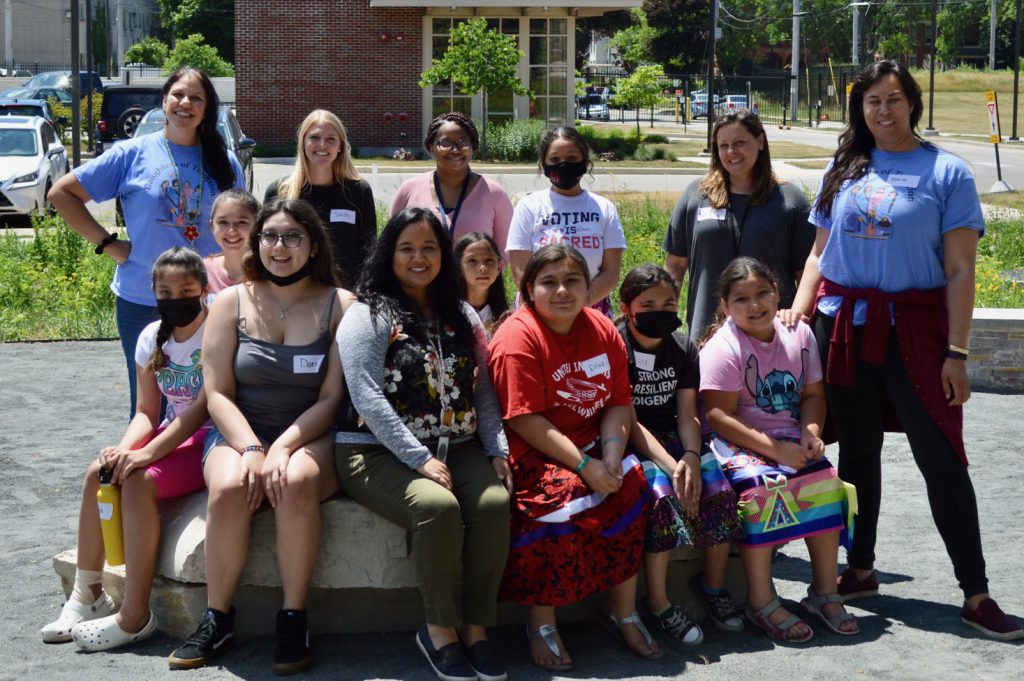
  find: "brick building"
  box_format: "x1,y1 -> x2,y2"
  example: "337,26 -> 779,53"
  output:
235,0 -> 638,153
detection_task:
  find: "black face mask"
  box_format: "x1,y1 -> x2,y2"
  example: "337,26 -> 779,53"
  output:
156,296 -> 204,328
543,160 -> 588,191
265,261 -> 312,287
633,310 -> 682,339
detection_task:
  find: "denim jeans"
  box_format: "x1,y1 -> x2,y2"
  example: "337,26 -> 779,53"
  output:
115,296 -> 160,419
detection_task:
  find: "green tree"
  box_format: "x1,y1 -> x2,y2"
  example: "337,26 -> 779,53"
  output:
91,4 -> 109,76
157,0 -> 234,63
420,18 -> 530,159
163,33 -> 234,77
608,8 -> 657,70
643,0 -> 711,71
611,64 -> 665,135
125,37 -> 170,66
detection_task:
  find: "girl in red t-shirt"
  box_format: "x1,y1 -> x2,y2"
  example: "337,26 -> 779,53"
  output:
489,244 -> 659,671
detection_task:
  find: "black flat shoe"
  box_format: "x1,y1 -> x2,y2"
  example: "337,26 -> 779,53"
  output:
415,625 -> 476,681
462,639 -> 508,681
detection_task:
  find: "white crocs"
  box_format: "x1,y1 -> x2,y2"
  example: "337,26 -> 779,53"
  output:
72,610 -> 158,651
40,592 -> 116,643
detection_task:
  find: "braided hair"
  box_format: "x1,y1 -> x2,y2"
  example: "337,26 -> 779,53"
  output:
146,247 -> 209,373
424,112 -> 479,152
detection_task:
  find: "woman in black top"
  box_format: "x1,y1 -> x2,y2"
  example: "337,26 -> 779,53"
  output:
265,109 -> 377,287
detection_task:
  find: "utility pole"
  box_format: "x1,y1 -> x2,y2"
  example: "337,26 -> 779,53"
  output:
790,0 -> 802,118
991,0 -> 998,69
704,0 -> 718,153
86,0 -> 93,152
116,0 -> 123,73
1012,0 -> 1021,140
4,0 -> 12,66
925,0 -> 938,134
851,2 -> 865,66
71,0 -> 81,168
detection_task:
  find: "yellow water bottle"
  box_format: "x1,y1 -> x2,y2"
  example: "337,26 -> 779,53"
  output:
96,467 -> 125,566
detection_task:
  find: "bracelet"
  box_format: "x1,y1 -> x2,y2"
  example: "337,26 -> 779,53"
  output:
94,233 -> 117,255
682,449 -> 701,458
601,436 -> 625,449
946,349 -> 968,361
575,454 -> 591,474
948,343 -> 970,356
240,444 -> 265,454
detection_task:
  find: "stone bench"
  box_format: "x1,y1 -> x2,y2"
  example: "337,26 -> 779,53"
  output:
53,438 -> 746,639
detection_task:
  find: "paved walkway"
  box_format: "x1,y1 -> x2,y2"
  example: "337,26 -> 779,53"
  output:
1,340 -> 1021,680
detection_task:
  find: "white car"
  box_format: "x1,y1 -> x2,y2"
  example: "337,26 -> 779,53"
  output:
0,116 -> 68,217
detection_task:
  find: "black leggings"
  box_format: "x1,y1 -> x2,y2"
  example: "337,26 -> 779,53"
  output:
814,314 -> 988,598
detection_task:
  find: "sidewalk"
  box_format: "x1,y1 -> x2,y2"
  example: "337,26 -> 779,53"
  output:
1,340 -> 1021,680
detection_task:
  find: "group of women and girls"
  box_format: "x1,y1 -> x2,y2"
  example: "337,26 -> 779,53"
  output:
41,60 -> 1020,680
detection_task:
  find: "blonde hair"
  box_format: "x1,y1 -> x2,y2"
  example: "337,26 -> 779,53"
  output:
279,110 -> 360,198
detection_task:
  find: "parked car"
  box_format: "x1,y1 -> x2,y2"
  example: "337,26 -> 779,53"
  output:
715,94 -> 750,117
23,71 -> 104,97
0,68 -> 32,78
94,85 -> 163,153
690,90 -> 720,119
0,86 -> 73,106
134,106 -> 256,191
0,98 -> 65,130
576,93 -> 610,121
0,116 -> 68,217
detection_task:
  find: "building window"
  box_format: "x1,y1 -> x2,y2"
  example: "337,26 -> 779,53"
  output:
430,18 -> 473,119
529,18 -> 569,126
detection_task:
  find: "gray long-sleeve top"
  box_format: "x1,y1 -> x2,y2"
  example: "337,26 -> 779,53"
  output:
337,300 -> 508,468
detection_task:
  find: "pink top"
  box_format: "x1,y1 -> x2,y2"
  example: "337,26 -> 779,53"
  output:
203,255 -> 242,296
390,171 -> 514,256
699,318 -> 822,440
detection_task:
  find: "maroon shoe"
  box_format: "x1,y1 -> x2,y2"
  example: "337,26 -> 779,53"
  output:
836,568 -> 879,601
961,598 -> 1024,641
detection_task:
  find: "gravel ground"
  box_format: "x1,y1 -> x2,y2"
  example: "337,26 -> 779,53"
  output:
1,340 -> 1021,681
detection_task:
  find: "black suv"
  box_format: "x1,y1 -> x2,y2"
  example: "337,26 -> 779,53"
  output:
94,85 -> 162,153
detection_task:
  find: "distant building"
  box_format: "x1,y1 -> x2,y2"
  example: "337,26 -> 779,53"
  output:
0,0 -> 158,72
236,0 -> 639,152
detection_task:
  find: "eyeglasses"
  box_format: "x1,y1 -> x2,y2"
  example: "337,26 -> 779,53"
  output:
258,230 -> 306,248
434,138 -> 472,151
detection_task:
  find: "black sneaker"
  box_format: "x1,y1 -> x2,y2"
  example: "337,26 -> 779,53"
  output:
462,638 -> 508,681
691,573 -> 744,632
168,607 -> 235,670
272,609 -> 313,676
415,625 -> 476,681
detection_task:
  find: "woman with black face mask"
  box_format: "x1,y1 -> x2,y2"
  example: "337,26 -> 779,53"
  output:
506,126 -> 625,317
43,247 -> 213,652
615,264 -> 745,644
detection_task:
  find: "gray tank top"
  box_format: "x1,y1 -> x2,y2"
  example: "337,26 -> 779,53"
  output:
234,288 -> 337,438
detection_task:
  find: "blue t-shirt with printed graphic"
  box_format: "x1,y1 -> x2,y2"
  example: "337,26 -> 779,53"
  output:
809,143 -> 984,323
75,133 -> 244,306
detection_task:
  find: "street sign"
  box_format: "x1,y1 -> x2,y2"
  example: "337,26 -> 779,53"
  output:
986,91 -> 1002,144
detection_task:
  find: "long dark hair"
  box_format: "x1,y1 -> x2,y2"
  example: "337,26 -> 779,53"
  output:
244,198 -> 340,287
518,244 -> 591,308
816,61 -> 924,220
699,110 -> 777,208
162,68 -> 236,191
453,232 -> 509,319
356,207 -> 474,348
700,256 -> 780,346
147,246 -> 208,372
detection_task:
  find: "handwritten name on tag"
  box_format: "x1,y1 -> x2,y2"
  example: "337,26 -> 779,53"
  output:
634,351 -> 656,372
294,354 -> 324,374
697,206 -> 727,222
886,174 -> 919,188
581,353 -> 611,378
330,208 -> 356,223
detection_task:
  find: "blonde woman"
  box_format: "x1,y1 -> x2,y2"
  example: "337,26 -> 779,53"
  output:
265,109 -> 377,287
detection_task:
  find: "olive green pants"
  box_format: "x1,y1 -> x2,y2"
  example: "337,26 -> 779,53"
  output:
335,439 -> 510,627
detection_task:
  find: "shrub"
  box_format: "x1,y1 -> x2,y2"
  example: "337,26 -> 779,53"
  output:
485,118 -> 547,162
631,145 -> 655,161
643,133 -> 670,144
577,125 -> 641,159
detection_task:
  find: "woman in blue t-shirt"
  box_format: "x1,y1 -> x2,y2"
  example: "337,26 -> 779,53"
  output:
50,67 -> 244,418
783,60 -> 1022,641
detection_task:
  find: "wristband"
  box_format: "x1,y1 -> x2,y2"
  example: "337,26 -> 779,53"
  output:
948,344 -> 969,356
682,449 -> 700,458
601,436 -> 625,449
575,454 -> 591,474
241,444 -> 265,454
946,349 -> 968,361
94,233 -> 118,254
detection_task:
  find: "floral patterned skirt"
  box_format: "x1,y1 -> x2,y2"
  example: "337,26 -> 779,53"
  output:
642,431 -> 744,554
708,434 -> 857,550
499,449 -> 649,607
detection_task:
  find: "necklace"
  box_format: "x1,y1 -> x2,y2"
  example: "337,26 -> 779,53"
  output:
162,134 -> 204,244
264,284 -> 301,320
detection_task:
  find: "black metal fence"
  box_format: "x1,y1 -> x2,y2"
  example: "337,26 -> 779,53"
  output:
579,62 -> 863,130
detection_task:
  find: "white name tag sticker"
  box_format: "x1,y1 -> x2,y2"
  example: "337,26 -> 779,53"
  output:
294,354 -> 325,374
581,353 -> 611,378
330,208 -> 356,223
886,174 -> 920,188
697,206 -> 727,222
634,351 -> 656,372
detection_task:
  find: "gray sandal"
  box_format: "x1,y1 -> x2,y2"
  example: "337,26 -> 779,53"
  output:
527,623 -> 572,671
600,610 -> 665,660
801,587 -> 860,635
746,597 -> 814,643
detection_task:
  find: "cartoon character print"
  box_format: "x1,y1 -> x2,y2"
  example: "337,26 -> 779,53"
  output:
158,174 -> 204,243
743,348 -> 808,420
843,181 -> 898,239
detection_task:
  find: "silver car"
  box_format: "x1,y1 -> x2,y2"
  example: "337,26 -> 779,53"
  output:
0,116 -> 67,217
